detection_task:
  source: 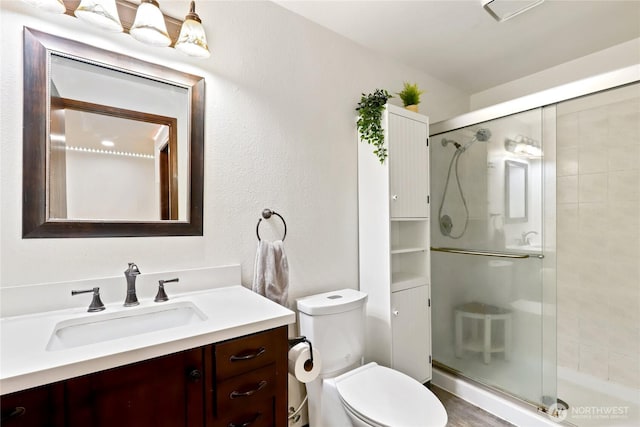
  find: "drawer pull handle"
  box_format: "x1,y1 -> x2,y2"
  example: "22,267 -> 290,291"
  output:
229,347 -> 266,362
1,406 -> 26,421
188,369 -> 202,381
228,412 -> 262,427
230,380 -> 267,399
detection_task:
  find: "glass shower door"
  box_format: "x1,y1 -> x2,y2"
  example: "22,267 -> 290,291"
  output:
430,108 -> 556,408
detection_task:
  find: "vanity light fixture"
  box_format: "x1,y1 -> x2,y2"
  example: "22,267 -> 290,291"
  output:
101,140 -> 115,147
175,1 -> 210,58
21,0 -> 66,14
505,135 -> 542,157
482,0 -> 545,22
21,0 -> 211,58
130,0 -> 171,47
75,0 -> 123,32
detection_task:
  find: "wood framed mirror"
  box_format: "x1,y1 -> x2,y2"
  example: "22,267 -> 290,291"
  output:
23,28 -> 204,238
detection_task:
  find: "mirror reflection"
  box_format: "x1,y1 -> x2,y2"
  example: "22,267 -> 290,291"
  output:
504,160 -> 528,223
48,54 -> 189,222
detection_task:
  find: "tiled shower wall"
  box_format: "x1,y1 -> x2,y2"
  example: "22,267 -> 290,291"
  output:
556,83 -> 640,389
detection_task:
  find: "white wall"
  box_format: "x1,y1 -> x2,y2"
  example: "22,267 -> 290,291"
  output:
470,38 -> 640,110
0,0 -> 469,299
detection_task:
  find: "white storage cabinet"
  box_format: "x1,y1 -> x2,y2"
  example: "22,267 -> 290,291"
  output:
358,103 -> 432,383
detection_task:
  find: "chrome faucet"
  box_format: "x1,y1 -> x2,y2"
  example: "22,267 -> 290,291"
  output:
521,231 -> 538,246
124,262 -> 141,307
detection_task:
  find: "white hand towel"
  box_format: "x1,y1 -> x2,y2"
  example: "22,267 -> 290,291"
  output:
252,239 -> 289,306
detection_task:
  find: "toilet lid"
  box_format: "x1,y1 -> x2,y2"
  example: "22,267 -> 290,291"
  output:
336,364 -> 447,427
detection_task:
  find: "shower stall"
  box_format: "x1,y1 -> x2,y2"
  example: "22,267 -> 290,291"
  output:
429,70 -> 639,426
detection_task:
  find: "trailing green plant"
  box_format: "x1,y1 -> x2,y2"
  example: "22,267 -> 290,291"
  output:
396,82 -> 424,107
356,89 -> 393,164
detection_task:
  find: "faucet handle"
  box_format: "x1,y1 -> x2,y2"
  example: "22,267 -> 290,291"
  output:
72,287 -> 105,312
125,262 -> 141,275
155,278 -> 179,302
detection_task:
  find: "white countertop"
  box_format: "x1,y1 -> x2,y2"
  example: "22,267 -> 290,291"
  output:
0,285 -> 295,395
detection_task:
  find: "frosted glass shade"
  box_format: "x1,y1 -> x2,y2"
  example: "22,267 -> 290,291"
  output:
22,0 -> 66,14
175,18 -> 210,58
75,0 -> 123,32
130,0 -> 171,47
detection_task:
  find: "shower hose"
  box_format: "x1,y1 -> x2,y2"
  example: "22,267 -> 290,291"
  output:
438,147 -> 469,239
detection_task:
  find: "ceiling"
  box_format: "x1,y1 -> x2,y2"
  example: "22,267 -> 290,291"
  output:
65,110 -> 163,155
275,0 -> 640,93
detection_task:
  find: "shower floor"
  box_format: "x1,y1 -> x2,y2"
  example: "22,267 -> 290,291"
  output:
436,350 -> 543,405
557,367 -> 640,427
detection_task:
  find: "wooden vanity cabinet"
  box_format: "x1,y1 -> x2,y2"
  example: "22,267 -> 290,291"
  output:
0,326 -> 288,427
0,383 -> 64,426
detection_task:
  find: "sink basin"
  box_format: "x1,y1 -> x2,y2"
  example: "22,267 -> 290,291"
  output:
46,301 -> 207,351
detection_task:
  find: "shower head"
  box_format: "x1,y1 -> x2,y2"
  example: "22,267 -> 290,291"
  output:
460,128 -> 492,152
475,128 -> 492,142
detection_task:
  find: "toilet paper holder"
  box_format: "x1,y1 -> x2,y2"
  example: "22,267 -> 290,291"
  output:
288,336 -> 314,364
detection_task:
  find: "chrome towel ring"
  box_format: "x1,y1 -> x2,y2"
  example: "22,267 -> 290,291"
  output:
256,208 -> 287,241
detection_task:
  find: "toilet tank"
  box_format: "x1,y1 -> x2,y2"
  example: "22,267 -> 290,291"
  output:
296,289 -> 368,377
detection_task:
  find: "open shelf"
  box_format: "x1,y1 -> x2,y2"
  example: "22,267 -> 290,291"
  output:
391,272 -> 429,292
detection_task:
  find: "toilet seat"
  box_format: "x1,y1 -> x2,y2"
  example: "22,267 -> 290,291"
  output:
335,363 -> 448,427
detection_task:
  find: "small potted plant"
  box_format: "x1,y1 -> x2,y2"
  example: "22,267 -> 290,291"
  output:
356,89 -> 393,164
397,82 -> 424,113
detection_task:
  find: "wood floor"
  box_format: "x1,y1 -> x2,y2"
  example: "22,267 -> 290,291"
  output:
428,384 -> 515,427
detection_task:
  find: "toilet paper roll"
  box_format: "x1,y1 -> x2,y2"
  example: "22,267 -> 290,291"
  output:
288,342 -> 322,383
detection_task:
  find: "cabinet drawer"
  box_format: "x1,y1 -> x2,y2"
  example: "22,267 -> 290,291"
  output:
215,398 -> 274,427
216,364 -> 275,414
215,328 -> 281,380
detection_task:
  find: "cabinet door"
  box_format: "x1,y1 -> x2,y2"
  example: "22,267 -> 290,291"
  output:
65,348 -> 204,427
391,285 -> 430,382
388,113 -> 429,218
1,383 -> 64,427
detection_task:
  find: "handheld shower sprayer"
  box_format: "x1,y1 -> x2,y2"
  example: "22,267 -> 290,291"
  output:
475,128 -> 492,142
438,128 -> 492,239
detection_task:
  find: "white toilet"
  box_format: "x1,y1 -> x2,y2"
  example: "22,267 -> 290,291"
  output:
297,288 -> 448,427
